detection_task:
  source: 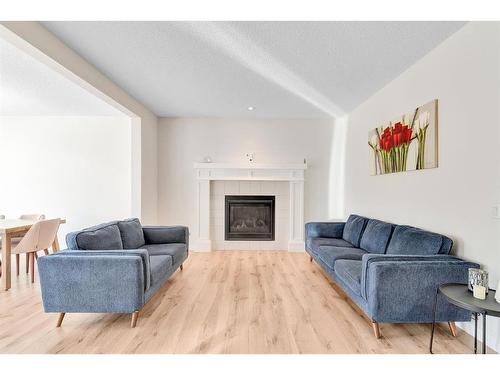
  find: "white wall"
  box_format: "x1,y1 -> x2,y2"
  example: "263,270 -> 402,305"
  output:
0,116 -> 133,246
157,117 -> 334,234
342,22 -> 500,351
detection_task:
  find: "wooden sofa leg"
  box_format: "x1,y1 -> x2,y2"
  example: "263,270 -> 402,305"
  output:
180,264 -> 184,271
372,321 -> 381,339
448,321 -> 458,337
131,311 -> 139,328
56,313 -> 66,327
310,256 -> 313,262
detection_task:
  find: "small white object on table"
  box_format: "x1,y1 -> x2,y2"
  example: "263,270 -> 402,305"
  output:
473,285 -> 486,300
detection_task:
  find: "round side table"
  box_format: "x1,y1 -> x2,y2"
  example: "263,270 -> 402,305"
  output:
429,283 -> 500,354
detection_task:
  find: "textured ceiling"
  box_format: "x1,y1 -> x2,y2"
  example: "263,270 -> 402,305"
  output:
42,21 -> 466,118
0,37 -> 124,116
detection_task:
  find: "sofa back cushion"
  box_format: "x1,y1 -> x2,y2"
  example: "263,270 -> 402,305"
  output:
342,214 -> 369,247
118,218 -> 145,249
359,219 -> 394,254
440,236 -> 453,254
386,225 -> 452,255
68,222 -> 124,250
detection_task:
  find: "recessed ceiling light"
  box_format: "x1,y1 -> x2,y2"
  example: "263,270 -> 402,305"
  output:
247,106 -> 254,111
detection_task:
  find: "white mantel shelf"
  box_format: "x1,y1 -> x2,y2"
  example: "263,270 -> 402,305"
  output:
194,162 -> 307,181
193,162 -> 307,252
194,162 -> 307,169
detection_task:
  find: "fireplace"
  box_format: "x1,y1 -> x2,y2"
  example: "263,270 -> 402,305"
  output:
225,195 -> 275,241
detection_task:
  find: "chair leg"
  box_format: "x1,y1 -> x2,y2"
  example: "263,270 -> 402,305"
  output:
180,264 -> 184,271
130,311 -> 139,328
25,254 -> 29,273
372,321 -> 381,339
56,313 -> 66,327
16,254 -> 20,276
448,321 -> 458,337
29,253 -> 35,283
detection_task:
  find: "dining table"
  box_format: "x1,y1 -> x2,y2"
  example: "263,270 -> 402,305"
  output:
1,218 -> 66,291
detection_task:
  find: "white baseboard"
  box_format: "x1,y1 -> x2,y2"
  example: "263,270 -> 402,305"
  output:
191,239 -> 305,253
190,239 -> 212,252
288,240 -> 305,252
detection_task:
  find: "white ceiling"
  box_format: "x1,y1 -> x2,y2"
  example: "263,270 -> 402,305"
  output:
0,37 -> 124,116
42,21 -> 466,119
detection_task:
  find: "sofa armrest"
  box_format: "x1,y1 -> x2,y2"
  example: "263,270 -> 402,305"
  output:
142,226 -> 189,246
360,254 -> 479,322
305,222 -> 345,239
37,249 -> 150,313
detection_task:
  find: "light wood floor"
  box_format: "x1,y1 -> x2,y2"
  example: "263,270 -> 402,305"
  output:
0,251 -> 484,354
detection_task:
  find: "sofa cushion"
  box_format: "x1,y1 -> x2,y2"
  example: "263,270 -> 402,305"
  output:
118,218 -> 146,249
149,255 -> 173,285
307,237 -> 354,255
316,245 -> 367,269
334,259 -> 362,296
360,219 -> 394,254
386,225 -> 444,255
342,214 -> 368,247
74,222 -> 123,250
140,243 -> 187,265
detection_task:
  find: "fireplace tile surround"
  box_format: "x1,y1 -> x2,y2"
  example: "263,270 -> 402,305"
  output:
193,162 -> 306,252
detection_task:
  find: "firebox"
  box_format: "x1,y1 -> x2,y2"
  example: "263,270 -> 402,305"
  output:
225,195 -> 275,241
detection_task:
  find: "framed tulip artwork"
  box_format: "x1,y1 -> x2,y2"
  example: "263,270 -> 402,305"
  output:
368,99 -> 438,175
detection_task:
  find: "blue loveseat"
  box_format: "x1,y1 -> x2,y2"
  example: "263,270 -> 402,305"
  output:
306,214 -> 478,338
38,218 -> 188,328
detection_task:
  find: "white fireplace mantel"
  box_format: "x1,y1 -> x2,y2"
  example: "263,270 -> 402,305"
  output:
193,162 -> 307,252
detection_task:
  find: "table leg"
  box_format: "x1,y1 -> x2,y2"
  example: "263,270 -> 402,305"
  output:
51,235 -> 60,253
1,232 -> 12,291
474,312 -> 478,354
482,313 -> 487,354
429,288 -> 439,354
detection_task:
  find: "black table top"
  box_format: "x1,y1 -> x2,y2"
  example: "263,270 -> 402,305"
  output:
440,283 -> 500,317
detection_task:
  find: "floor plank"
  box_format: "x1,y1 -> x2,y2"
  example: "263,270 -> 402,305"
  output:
0,251 -> 488,354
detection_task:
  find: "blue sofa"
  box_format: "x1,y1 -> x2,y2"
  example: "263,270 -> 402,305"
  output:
38,218 -> 188,328
306,214 -> 478,338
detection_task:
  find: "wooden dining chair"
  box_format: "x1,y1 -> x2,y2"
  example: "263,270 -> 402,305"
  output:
1,215 -> 45,278
11,219 -> 60,283
15,214 -> 46,275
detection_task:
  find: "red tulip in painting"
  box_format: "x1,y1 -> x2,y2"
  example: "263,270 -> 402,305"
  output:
375,122 -> 414,173
368,100 -> 438,175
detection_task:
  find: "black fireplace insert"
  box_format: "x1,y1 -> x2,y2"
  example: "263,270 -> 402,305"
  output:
225,195 -> 275,241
